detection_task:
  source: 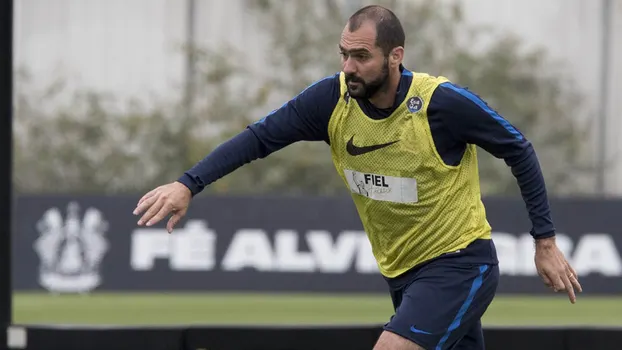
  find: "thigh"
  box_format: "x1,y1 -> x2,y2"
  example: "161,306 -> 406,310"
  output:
374,331 -> 426,350
383,262 -> 499,350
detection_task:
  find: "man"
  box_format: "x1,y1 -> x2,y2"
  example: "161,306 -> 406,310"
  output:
133,5 -> 582,350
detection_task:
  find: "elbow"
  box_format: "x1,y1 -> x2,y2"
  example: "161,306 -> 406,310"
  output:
246,127 -> 273,158
504,142 -> 536,168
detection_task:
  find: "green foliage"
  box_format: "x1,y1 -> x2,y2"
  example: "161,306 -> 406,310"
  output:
12,0 -> 593,196
14,69 -> 183,194
241,0 -> 594,197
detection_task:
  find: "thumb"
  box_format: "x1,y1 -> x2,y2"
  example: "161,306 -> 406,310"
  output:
167,211 -> 185,233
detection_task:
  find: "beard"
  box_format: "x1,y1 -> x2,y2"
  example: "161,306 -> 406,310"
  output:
344,58 -> 390,99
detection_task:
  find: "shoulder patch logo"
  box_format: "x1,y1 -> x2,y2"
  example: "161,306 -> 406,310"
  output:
407,96 -> 423,113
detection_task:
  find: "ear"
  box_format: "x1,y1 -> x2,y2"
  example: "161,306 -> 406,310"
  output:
389,47 -> 404,68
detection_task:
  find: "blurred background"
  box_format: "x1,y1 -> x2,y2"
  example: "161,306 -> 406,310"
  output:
10,0 -> 622,328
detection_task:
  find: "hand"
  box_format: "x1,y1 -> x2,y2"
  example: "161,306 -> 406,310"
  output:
534,236 -> 583,303
133,181 -> 192,233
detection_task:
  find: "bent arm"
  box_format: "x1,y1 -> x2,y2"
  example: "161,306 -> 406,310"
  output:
177,74 -> 340,196
430,82 -> 555,239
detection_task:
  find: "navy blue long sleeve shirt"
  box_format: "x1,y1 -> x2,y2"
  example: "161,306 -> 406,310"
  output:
178,69 -> 555,239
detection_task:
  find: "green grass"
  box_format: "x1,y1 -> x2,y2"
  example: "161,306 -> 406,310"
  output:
12,292 -> 622,327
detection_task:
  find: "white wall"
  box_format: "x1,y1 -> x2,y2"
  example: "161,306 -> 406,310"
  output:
13,0 -> 622,195
13,0 -> 266,104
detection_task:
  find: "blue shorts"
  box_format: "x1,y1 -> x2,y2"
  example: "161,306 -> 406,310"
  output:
383,239 -> 500,350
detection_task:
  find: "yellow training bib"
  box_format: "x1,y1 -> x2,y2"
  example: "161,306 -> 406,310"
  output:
327,71 -> 492,278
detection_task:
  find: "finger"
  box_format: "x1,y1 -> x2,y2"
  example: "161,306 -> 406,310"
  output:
560,273 -> 576,304
540,273 -> 554,289
138,198 -> 165,226
569,274 -> 583,294
146,202 -> 173,227
549,271 -> 566,293
167,211 -> 184,233
137,189 -> 158,207
134,193 -> 159,216
566,263 -> 583,293
138,189 -> 156,204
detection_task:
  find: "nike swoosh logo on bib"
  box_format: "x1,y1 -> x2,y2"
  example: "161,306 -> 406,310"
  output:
346,136 -> 399,156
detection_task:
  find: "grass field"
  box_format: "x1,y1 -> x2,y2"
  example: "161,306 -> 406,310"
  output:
11,292 -> 622,327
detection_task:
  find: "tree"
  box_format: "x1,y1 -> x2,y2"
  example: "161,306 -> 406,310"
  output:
244,0 -> 594,197
13,67 -> 186,194
12,48 -> 269,195
13,0 -> 594,197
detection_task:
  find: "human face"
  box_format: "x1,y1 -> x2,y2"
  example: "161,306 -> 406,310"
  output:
339,20 -> 390,99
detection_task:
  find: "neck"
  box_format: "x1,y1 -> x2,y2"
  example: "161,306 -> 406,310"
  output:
368,68 -> 401,109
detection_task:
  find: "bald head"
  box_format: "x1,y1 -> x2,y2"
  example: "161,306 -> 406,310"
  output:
347,5 -> 405,56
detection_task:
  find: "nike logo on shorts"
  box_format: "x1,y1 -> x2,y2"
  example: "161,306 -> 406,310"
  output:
410,326 -> 432,335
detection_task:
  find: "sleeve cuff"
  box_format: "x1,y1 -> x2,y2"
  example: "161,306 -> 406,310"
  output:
532,230 -> 556,240
176,173 -> 203,197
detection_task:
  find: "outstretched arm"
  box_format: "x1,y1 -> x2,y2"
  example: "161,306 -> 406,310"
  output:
428,82 -> 582,303
133,73 -> 341,231
178,74 -> 339,195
